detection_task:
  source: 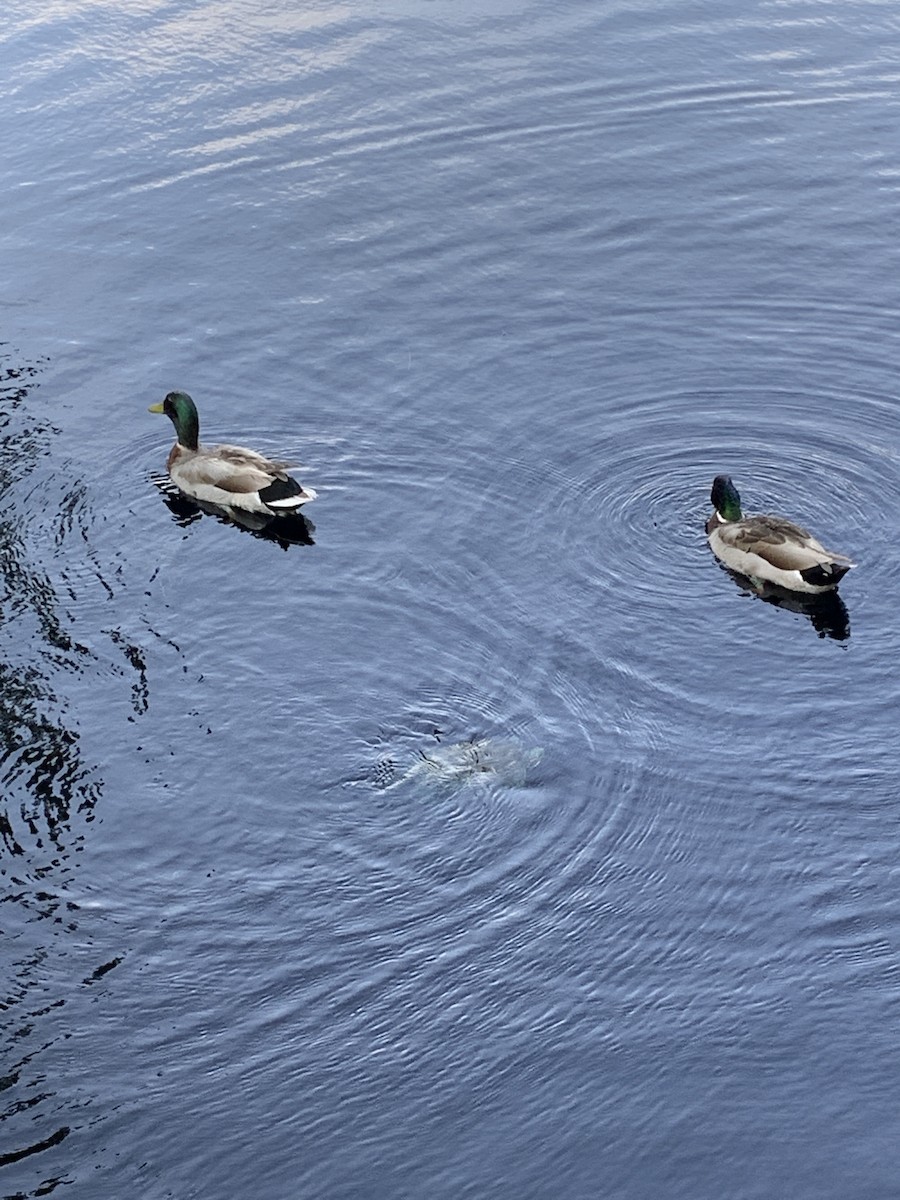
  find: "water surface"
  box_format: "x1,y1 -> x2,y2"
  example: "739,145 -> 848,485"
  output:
3,1 -> 900,1197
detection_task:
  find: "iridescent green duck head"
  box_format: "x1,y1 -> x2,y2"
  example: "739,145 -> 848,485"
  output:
149,391 -> 200,451
710,474 -> 743,523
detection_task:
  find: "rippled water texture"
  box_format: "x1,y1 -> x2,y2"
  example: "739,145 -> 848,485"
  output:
3,1 -> 900,1197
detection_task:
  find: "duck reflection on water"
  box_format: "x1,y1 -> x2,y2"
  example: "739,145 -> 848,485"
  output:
719,566 -> 851,641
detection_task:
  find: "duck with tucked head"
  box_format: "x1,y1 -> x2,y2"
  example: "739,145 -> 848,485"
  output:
149,391 -> 316,515
706,475 -> 854,594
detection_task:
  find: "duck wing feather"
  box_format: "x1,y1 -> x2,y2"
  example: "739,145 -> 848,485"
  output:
175,444 -> 294,495
718,514 -> 844,571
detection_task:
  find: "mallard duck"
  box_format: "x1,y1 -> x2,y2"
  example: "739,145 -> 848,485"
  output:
706,475 -> 854,594
149,391 -> 316,514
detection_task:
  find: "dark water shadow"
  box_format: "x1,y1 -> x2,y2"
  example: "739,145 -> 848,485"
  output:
0,347 -> 113,1194
0,350 -> 102,841
156,481 -> 315,550
721,566 -> 851,642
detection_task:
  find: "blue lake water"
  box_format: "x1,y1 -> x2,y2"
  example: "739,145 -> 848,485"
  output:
3,1 -> 900,1197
